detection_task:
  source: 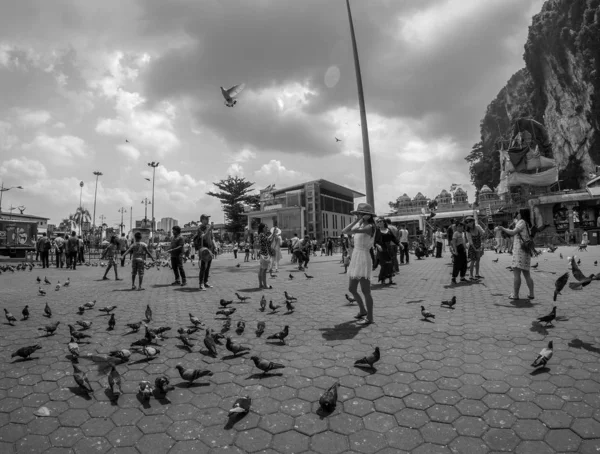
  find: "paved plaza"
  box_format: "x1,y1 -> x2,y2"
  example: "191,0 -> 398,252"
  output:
1,247 -> 600,453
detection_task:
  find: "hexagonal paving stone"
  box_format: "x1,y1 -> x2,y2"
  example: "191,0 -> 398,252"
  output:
167,419 -> 204,440
0,423 -> 28,443
374,396 -> 405,414
311,431 -> 349,454
348,429 -> 388,454
545,428 -> 582,452
294,413 -> 328,436
355,385 -> 384,400
386,426 -> 424,451
135,433 -> 175,453
513,419 -> 549,441
449,436 -> 490,454
454,416 -> 489,437
483,409 -> 517,428
427,404 -> 460,423
271,430 -> 310,453
111,407 -> 144,426
168,440 -> 211,453
329,412 -> 364,435
235,428 -> 273,452
404,393 -> 435,410
259,413 -> 295,434
539,410 -> 573,429
572,418 -> 600,439
363,412 -> 397,433
395,408 -> 429,429
456,399 -> 488,416
579,439 -> 600,454
420,422 -> 458,445
515,440 -> 555,454
137,414 -> 173,434
510,401 -> 542,419
344,398 -> 375,417
81,417 -> 116,437
107,425 -> 143,447
73,436 -> 112,454
49,427 -> 84,448
15,435 -> 51,454
483,428 -> 520,452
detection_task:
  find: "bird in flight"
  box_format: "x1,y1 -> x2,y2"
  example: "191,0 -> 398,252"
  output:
221,83 -> 246,107
145,178 -> 151,182
335,137 -> 341,142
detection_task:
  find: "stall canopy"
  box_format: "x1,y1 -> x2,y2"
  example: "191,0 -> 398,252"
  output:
386,214 -> 422,223
587,176 -> 600,197
430,210 -> 478,220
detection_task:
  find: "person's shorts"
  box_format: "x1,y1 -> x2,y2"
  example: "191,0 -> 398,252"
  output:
259,255 -> 271,270
132,259 -> 145,276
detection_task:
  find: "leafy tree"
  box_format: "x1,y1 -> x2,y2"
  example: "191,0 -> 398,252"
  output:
72,207 -> 91,232
207,176 -> 260,240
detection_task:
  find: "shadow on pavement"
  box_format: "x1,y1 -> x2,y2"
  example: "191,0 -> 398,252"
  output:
569,338 -> 600,354
320,321 -> 361,341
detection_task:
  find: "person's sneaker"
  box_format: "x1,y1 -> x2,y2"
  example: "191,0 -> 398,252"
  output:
181,281 -> 187,286
204,283 -> 213,288
460,278 -> 468,282
451,278 -> 457,285
199,285 -> 206,291
171,281 -> 181,286
116,278 -> 123,281
102,276 -> 109,280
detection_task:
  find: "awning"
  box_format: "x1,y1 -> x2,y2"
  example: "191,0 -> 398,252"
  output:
587,187 -> 600,197
429,210 -> 478,220
386,214 -> 422,222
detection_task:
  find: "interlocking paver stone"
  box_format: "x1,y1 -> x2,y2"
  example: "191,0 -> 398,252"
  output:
0,249 -> 599,453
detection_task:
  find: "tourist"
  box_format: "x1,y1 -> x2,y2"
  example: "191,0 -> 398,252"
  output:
257,223 -> 273,289
66,231 -> 79,270
399,224 -> 409,264
196,215 -> 214,290
327,237 -> 334,256
123,231 -> 154,290
385,218 -> 401,272
435,227 -> 444,258
293,235 -> 311,271
168,225 -> 186,286
243,241 -> 250,262
119,233 -> 128,267
499,208 -> 535,300
270,227 -> 282,272
39,233 -> 51,269
101,235 -> 121,281
232,241 -> 239,259
342,203 -> 377,326
465,215 -> 485,280
375,218 -> 399,285
450,221 -> 468,284
54,233 -> 65,268
78,235 -> 85,264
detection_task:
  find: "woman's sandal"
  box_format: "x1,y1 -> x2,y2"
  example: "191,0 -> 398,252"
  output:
508,294 -> 519,300
357,319 -> 373,326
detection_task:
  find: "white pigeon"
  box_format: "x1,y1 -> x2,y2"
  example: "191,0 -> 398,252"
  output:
531,341 -> 553,368
220,83 -> 246,107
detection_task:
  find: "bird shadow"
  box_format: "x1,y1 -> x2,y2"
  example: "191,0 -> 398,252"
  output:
111,289 -> 134,292
556,316 -> 569,322
283,311 -> 294,316
529,322 -> 549,336
11,356 -> 37,363
136,394 -> 152,409
173,288 -> 198,293
224,412 -> 248,430
320,321 -> 361,341
316,406 -> 336,419
68,387 -> 93,400
222,353 -> 249,360
3,322 -> 15,326
569,339 -> 600,354
440,306 -> 456,310
175,382 -> 210,388
354,365 -> 377,375
405,300 -> 424,304
421,318 -> 435,323
236,288 -> 263,293
530,367 -> 550,376
152,391 -> 172,405
246,373 -> 284,380
129,358 -> 152,365
103,388 -> 120,405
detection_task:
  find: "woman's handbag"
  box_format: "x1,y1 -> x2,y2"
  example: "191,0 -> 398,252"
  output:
518,225 -> 540,257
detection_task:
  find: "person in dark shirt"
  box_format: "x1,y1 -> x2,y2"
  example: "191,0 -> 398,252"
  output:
195,214 -> 214,291
66,231 -> 79,270
168,226 -> 186,286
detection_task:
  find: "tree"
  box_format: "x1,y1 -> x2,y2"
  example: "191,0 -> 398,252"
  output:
72,207 -> 91,233
207,176 -> 261,239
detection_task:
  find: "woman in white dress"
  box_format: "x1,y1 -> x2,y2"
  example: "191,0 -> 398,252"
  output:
342,203 -> 377,325
499,208 -> 535,300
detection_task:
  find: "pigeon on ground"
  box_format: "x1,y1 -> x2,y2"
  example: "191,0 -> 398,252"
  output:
36,276 -> 41,284
22,305 -> 29,320
99,305 -> 117,314
140,346 -> 160,360
221,320 -> 231,333
256,321 -> 265,337
63,278 -> 70,287
108,314 -> 116,330
178,334 -> 195,351
354,347 -> 381,369
236,263 -> 240,268
77,306 -> 85,315
145,305 -> 152,322
108,366 -> 122,395
126,321 -> 143,333
44,302 -> 52,318
235,293 -> 250,302
11,344 -> 42,360
285,300 -> 295,313
345,294 -> 355,304
83,300 -> 96,310
68,337 -> 80,361
39,321 -> 60,336
537,306 -> 557,327
219,299 -> 234,308
554,272 -> 569,301
138,380 -> 153,400
531,341 -> 553,368
229,396 -> 251,414
76,320 -> 93,330
204,330 -> 218,357
236,321 -> 245,335
305,273 -> 313,279
226,337 -> 250,356
108,349 -> 131,362
175,365 -> 213,385
269,300 -> 280,313
44,276 -> 51,285
38,287 -> 46,296
55,282 -> 61,291
492,258 -> 499,263
177,327 -> 199,336
259,295 -> 267,312
532,262 -> 539,269
189,313 -> 203,327
441,296 -> 456,308
155,376 -> 174,395
267,325 -> 289,345
560,253 -> 563,259
73,364 -> 93,393
421,306 -> 435,320
69,325 -> 91,341
319,382 -> 339,412
284,291 -> 297,302
250,355 -> 285,375
4,308 -> 17,325
217,308 -> 236,317
289,273 -> 294,280
220,83 -> 245,107
595,260 -> 598,266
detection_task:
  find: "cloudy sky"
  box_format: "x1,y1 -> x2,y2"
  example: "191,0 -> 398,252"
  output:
0,0 -> 545,228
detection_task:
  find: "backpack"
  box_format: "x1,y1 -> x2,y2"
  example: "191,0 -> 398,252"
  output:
43,239 -> 51,251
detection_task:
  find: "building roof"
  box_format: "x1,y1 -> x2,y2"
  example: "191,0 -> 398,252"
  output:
0,212 -> 49,221
480,185 -> 492,193
413,192 -> 427,200
271,179 -> 365,199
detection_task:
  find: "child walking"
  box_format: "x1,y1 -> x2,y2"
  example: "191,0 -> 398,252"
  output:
101,236 -> 122,281
123,232 -> 155,290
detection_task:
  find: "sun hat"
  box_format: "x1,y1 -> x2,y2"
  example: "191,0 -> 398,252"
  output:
350,203 -> 376,216
270,227 -> 281,236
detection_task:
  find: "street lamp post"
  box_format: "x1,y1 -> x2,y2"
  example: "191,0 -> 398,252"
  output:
79,181 -> 84,235
141,198 -> 151,226
147,161 -> 159,243
118,207 -> 127,235
0,183 -> 24,215
91,171 -> 102,259
346,0 -> 374,208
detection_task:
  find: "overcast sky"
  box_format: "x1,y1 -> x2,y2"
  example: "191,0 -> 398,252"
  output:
0,0 -> 545,228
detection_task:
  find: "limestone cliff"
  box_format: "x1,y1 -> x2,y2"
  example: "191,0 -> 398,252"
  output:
469,0 -> 600,190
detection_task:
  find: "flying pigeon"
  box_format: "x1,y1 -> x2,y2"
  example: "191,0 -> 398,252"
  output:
229,396 -> 251,414
531,341 -> 553,368
354,347 -> 380,369
220,83 -> 246,107
553,272 -> 569,301
335,137 -> 341,142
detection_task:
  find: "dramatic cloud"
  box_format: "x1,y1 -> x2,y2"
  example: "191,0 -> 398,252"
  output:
0,0 -> 545,225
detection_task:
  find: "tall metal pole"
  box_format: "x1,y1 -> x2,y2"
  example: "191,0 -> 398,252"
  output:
118,207 -> 127,234
148,161 -> 159,243
346,0 -> 374,208
79,181 -> 84,235
129,206 -> 132,232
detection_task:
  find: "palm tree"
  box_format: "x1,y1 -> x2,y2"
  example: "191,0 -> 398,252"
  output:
72,207 -> 91,234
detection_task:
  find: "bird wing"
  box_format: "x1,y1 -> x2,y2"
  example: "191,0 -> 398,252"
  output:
227,83 -> 245,98
571,258 -> 588,281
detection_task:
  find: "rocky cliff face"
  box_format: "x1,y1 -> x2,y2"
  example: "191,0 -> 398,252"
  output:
471,0 -> 600,189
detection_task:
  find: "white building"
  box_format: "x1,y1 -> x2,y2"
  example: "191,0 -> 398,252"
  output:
160,217 -> 178,232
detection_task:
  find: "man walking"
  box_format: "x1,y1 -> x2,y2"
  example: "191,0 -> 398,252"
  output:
169,225 -> 187,286
38,233 -> 51,269
399,224 -> 409,265
118,233 -> 128,266
195,214 -> 214,290
66,231 -> 79,270
54,233 -> 65,268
